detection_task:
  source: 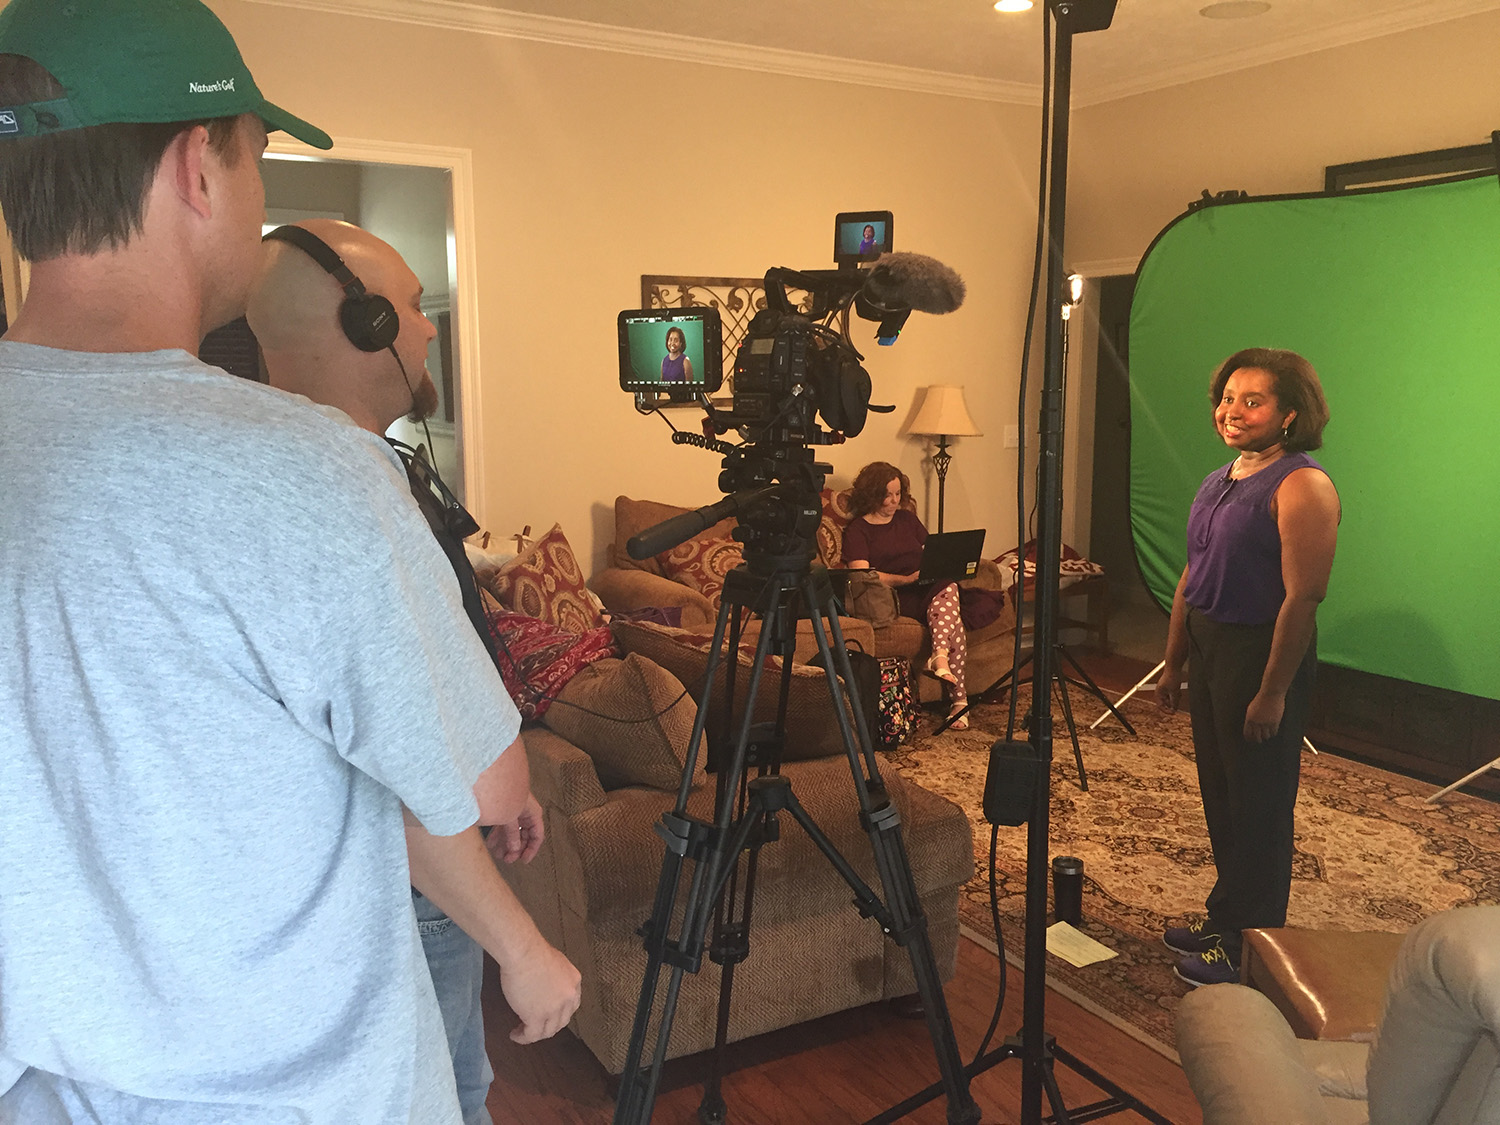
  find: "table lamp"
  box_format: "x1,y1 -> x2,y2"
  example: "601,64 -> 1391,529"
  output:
903,385 -> 982,532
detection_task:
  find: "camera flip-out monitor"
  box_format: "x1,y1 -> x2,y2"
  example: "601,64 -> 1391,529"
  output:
617,307 -> 724,399
834,210 -> 893,266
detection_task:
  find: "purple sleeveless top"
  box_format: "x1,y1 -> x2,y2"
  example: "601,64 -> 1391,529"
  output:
1182,452 -> 1328,626
661,354 -> 687,382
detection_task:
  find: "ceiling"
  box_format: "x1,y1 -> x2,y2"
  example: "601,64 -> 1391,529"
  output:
266,0 -> 1500,105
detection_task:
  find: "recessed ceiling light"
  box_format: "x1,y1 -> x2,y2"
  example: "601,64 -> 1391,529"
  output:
1200,1 -> 1272,17
995,0 -> 1034,12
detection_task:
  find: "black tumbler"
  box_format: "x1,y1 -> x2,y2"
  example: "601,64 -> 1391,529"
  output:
1052,856 -> 1084,926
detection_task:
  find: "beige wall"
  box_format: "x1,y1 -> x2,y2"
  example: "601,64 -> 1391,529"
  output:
220,2 -> 1500,577
218,0 -> 1046,574
1070,9 -> 1500,267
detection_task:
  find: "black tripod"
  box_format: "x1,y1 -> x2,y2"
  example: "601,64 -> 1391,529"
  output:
611,483 -> 980,1125
937,636 -> 1136,790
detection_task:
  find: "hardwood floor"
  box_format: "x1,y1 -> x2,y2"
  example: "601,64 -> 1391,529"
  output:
482,937 -> 1201,1125
482,644 -> 1203,1124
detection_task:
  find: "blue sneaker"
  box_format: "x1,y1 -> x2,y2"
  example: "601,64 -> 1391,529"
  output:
1164,918 -> 1223,956
1173,940 -> 1239,987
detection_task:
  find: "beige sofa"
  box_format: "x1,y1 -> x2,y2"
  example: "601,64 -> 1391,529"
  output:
498,634 -> 976,1074
591,491 -> 1016,703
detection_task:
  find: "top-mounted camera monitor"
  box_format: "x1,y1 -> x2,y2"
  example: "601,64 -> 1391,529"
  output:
618,307 -> 724,398
834,210 -> 893,266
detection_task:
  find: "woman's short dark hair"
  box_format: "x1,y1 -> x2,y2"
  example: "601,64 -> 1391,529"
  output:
0,54 -> 241,261
850,461 -> 910,518
1209,347 -> 1330,452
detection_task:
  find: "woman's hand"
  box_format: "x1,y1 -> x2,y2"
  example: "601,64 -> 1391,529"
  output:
1156,662 -> 1185,713
1243,690 -> 1285,743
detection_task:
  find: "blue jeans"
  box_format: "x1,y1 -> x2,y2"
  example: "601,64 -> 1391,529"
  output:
414,890 -> 494,1125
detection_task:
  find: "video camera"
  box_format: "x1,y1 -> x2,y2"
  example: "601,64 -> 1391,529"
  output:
618,212 -> 964,565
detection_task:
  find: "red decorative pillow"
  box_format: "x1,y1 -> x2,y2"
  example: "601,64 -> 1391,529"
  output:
488,524 -> 606,634
485,609 -> 619,721
996,540 -> 1106,598
816,488 -> 857,569
657,534 -> 743,607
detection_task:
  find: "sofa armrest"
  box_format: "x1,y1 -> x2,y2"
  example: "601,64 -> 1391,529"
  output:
1177,984 -> 1331,1124
520,727 -> 607,817
591,568 -> 715,628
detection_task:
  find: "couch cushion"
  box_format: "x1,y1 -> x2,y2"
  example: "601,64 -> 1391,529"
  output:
488,523 -> 606,633
657,534 -> 743,607
610,495 -> 736,575
486,607 -> 619,721
612,619 -> 857,763
542,654 -> 705,791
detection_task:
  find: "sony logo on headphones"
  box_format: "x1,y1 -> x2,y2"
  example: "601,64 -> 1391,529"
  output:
0,111 -> 16,134
188,79 -> 236,95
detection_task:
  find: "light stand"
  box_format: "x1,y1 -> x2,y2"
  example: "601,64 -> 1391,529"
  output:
874,4 -> 1170,1123
904,384 -> 982,533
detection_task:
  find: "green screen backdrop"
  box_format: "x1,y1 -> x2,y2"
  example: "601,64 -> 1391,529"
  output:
1129,172 -> 1500,701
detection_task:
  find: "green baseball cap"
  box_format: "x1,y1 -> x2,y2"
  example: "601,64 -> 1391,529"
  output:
0,0 -> 332,149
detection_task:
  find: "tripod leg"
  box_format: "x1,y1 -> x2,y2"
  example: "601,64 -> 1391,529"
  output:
1052,674 -> 1088,792
613,580 -> 793,1125
803,587 -> 980,1125
1057,644 -> 1136,737
696,591 -> 801,1125
1038,1053 -> 1077,1125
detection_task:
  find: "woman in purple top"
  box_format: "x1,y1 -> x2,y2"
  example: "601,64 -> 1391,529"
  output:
842,461 -> 971,731
1156,348 -> 1340,988
660,326 -> 693,383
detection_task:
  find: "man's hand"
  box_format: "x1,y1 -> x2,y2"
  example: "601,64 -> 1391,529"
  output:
503,933 -> 583,1044
487,793 -> 544,865
405,820 -> 580,1044
1244,690 -> 1285,743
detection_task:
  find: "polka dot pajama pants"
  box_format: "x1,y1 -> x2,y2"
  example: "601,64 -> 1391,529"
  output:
927,582 -> 967,705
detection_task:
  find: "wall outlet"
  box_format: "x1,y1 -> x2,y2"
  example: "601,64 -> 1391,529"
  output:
1004,424 -> 1019,449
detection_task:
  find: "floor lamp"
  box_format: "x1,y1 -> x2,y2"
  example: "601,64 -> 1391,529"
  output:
904,385 -> 981,533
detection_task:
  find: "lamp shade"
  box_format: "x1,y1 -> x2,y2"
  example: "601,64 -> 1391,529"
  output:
903,385 -> 982,437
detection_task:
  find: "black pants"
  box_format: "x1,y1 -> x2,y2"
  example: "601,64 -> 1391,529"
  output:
1186,608 -> 1316,960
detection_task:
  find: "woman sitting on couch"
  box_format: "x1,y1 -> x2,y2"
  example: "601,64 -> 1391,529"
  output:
841,461 -> 969,731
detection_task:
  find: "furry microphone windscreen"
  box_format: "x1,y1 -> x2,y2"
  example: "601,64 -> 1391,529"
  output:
859,252 -> 966,314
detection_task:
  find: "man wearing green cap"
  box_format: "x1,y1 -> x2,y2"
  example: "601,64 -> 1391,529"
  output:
0,2 -> 578,1122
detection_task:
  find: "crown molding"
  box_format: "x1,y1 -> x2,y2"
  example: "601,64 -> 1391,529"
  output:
243,0 -> 1500,109
241,0 -> 1040,105
1076,0 -> 1500,107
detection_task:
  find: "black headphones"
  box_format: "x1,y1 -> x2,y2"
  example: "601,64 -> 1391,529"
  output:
262,225 -> 400,353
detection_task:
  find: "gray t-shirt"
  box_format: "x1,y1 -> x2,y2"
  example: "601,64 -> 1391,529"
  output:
0,343 -> 521,1123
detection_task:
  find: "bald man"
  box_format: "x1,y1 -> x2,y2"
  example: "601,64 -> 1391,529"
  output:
249,220 -> 578,1125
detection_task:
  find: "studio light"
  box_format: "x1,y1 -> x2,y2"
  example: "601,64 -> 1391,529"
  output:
994,0 -> 1035,12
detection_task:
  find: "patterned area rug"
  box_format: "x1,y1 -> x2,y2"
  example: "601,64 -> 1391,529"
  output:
886,687 -> 1500,1059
